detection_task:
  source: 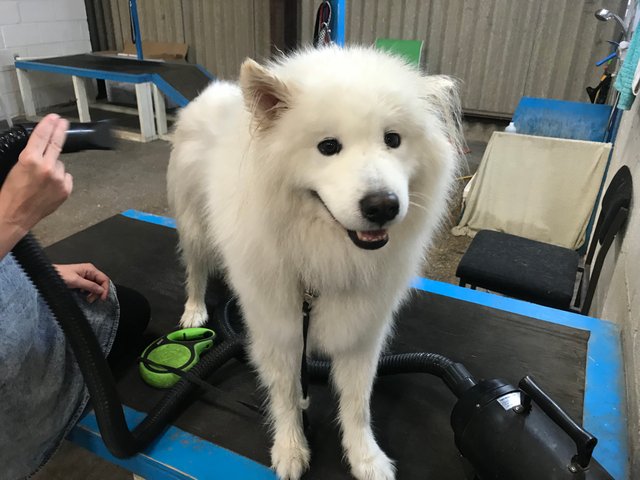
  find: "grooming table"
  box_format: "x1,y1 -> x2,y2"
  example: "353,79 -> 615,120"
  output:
44,211 -> 627,479
14,54 -> 213,142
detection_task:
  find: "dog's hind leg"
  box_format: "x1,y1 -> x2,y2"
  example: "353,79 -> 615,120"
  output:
243,301 -> 310,480
331,338 -> 396,480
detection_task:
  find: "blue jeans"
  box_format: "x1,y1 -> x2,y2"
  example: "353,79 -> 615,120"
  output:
0,254 -> 119,480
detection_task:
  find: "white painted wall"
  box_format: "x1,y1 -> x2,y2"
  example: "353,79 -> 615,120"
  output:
0,0 -> 91,121
592,96 -> 640,476
591,3 -> 640,475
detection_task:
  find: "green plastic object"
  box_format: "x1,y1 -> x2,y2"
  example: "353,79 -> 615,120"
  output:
375,38 -> 424,67
139,327 -> 216,389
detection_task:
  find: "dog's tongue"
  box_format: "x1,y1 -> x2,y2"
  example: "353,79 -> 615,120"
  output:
356,230 -> 388,242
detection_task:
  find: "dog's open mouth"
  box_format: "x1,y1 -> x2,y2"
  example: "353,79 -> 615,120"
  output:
347,229 -> 389,250
311,191 -> 389,250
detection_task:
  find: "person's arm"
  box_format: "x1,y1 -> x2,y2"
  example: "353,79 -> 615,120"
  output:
0,221 -> 27,260
54,263 -> 111,303
0,114 -> 71,259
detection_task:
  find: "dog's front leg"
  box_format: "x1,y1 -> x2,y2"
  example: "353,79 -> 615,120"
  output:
179,259 -> 209,328
332,339 -> 395,480
245,304 -> 310,480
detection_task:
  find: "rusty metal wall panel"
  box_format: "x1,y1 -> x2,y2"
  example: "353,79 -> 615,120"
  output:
109,0 -> 183,50
137,0 -> 185,43
182,0 -> 271,79
96,0 -> 625,113
253,0 -> 273,59
300,0 -> 314,44
85,0 -> 118,51
107,0 -> 271,80
181,0 -> 203,64
298,0 -> 626,116
524,0 -> 625,103
169,0 -> 270,79
437,0 -> 543,115
108,0 -> 130,51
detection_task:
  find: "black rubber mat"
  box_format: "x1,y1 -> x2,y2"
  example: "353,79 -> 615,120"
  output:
26,54 -> 212,103
45,215 -> 589,479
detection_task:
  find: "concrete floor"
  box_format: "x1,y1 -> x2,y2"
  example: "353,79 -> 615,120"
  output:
27,126 -> 485,478
32,136 -> 171,246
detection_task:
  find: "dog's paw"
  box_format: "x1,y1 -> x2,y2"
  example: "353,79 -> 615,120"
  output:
179,303 -> 208,328
271,437 -> 311,480
350,448 -> 396,480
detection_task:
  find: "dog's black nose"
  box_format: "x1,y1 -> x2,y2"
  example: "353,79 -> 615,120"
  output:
360,192 -> 400,225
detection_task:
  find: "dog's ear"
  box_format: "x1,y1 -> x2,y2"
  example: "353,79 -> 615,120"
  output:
240,58 -> 292,127
422,75 -> 458,105
422,75 -> 464,153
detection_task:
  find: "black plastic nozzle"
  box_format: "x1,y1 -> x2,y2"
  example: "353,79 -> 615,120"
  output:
0,120 -> 115,186
21,119 -> 115,153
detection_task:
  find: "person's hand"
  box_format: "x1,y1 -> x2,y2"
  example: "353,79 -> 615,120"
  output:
0,114 -> 71,249
54,263 -> 110,303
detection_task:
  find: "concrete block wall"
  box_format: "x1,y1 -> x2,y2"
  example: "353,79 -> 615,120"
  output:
0,0 -> 92,120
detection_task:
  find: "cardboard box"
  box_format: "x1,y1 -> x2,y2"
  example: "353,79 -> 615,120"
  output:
120,41 -> 188,61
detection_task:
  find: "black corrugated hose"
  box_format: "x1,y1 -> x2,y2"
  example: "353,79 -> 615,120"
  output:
11,230 -> 246,457
219,299 -> 478,398
308,353 -> 477,398
2,124 -> 245,458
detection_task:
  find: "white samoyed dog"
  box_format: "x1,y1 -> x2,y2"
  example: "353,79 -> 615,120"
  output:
167,45 -> 461,480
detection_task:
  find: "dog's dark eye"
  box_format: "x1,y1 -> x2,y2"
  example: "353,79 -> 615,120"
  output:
317,138 -> 342,156
384,132 -> 401,149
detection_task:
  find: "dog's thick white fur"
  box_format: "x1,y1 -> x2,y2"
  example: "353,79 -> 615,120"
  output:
168,46 -> 461,480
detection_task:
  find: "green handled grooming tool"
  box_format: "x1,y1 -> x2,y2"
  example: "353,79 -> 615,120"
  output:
139,327 -> 216,389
